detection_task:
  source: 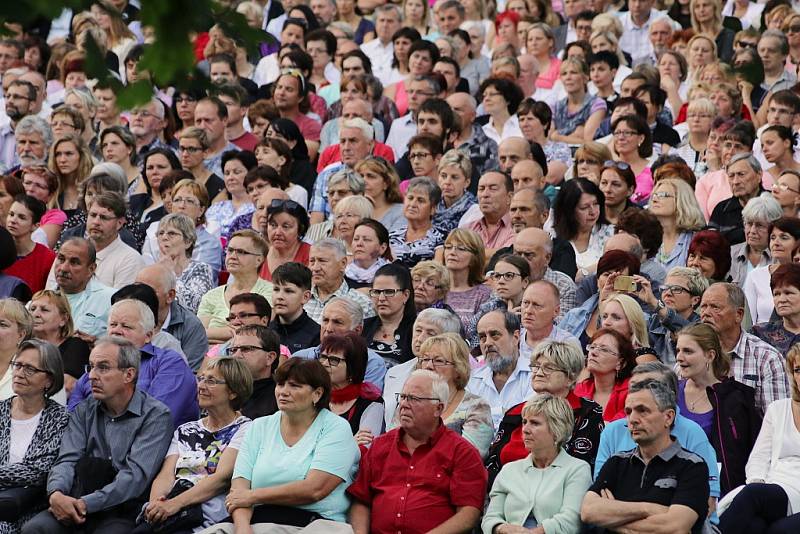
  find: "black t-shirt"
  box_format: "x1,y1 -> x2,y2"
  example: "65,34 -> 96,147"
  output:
588,440 -> 709,534
241,378 -> 278,419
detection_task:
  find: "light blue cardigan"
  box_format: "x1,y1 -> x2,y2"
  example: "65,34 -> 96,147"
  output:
482,449 -> 592,534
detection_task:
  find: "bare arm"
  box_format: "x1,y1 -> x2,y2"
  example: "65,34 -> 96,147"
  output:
309,212 -> 325,225
229,478 -> 254,528
231,469 -> 343,509
614,505 -> 699,534
42,224 -> 63,249
581,490 -> 668,529
349,500 -> 371,534
426,506 -> 481,534
147,455 -> 178,502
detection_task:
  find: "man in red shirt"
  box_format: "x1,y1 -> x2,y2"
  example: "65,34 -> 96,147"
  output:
348,369 -> 487,534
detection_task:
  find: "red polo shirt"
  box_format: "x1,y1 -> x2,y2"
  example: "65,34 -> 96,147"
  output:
347,422 -> 487,534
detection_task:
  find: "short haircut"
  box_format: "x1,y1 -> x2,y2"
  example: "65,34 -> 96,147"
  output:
411,260 -> 451,296
213,82 -> 250,106
0,298 -> 33,340
95,335 -> 141,377
325,296 -> 364,328
15,115 -> 53,151
597,249 -> 641,277
742,194 -> 783,224
198,96 -> 229,120
229,292 -> 272,319
61,236 -> 97,265
328,167 -> 366,194
629,377 -> 677,414
274,357 -> 332,411
406,368 -> 450,404
89,190 -> 126,218
616,209 -> 663,259
13,194 -> 47,225
415,308 -> 462,334
408,133 -> 444,157
591,328 -> 636,382
320,332 -> 369,384
16,339 -> 64,397
205,357 -> 254,410
230,228 -> 268,258
688,231 -> 732,281
406,177 -> 442,206
235,324 -> 281,373
158,213 -> 198,256
588,50 -> 620,70
633,84 -> 666,109
313,237 -> 348,260
521,393 -> 575,449
418,98 -> 456,135
479,76 -> 524,115
306,29 -> 337,56
272,262 -> 312,290
666,267 -> 709,297
417,333 -> 471,389
479,308 -> 521,335
531,340 -> 585,387
110,295 -> 156,334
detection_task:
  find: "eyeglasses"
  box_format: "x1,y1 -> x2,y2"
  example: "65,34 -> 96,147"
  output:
229,344 -> 264,355
586,344 -> 619,357
227,247 -> 262,258
612,130 -> 639,138
529,363 -> 562,375
196,375 -> 227,387
412,277 -> 440,290
51,120 -> 76,128
489,271 -> 522,281
226,312 -> 263,322
85,363 -> 127,375
6,93 -> 32,101
157,229 -> 183,239
418,356 -> 454,368
443,244 -> 472,253
789,25 -> 800,33
318,353 -> 346,367
408,152 -> 432,160
735,41 -> 757,49
661,284 -> 692,296
11,360 -> 50,377
173,196 -> 200,206
651,191 -> 675,199
395,392 -> 440,404
576,159 -> 599,165
775,183 -> 800,194
178,146 -> 203,154
267,198 -> 304,216
603,160 -> 630,171
369,288 -> 403,298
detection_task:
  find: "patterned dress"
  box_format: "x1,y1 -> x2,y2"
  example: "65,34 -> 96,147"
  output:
176,261 -> 215,314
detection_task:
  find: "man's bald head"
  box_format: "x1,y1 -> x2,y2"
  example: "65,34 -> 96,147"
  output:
342,98 -> 373,121
446,92 -> 477,129
604,231 -> 645,260
513,227 -> 552,280
498,137 -> 532,173
510,159 -> 543,192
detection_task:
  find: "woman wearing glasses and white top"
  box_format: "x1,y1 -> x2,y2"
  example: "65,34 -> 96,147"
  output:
363,263 -> 417,368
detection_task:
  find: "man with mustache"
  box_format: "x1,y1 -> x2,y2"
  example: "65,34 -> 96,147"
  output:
468,309 -> 530,427
1,82 -> 45,173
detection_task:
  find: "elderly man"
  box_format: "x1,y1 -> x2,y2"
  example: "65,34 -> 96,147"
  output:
348,370 -> 487,534
510,159 -> 544,193
51,237 -> 116,341
459,171 -> 515,255
230,324 -> 281,418
446,92 -> 499,185
310,0 -> 337,26
304,238 -> 375,320
700,283 -> 789,415
22,337 -> 172,534
361,4 -> 402,85
135,263 -> 209,371
54,192 -> 145,289
319,98 -> 387,154
468,309 -> 531,427
647,17 -> 674,63
194,96 -> 240,177
516,227 -> 579,315
386,75 -> 442,159
595,362 -> 722,521
5,115 -> 52,176
310,117 -> 375,223
129,97 -> 167,162
583,378 -> 710,533
68,299 -> 199,428
759,30 -> 796,93
519,281 -> 580,360
709,153 -> 764,246
295,296 -> 386,388
497,137 -> 532,174
517,55 -> 538,98
383,308 -> 463,427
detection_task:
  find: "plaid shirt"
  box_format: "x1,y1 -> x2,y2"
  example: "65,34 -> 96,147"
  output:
308,163 -> 344,216
457,124 -> 499,177
303,280 -> 375,323
544,268 -> 578,316
730,330 -> 790,416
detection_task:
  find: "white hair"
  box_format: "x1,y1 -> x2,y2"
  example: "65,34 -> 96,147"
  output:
408,369 -> 451,404
341,117 -> 374,141
110,299 -> 155,333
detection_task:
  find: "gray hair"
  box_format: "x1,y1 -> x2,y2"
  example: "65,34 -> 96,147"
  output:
742,194 -> 783,224
710,281 -> 746,310
531,340 -> 585,386
761,29 -> 790,55
89,162 -> 127,185
632,361 -> 678,396
341,117 -> 374,141
61,236 -> 97,265
407,369 -> 450,404
64,87 -> 98,112
140,262 -> 178,292
334,195 -> 373,219
413,75 -> 443,95
313,237 -> 348,260
726,152 -> 762,175
158,213 -> 198,257
522,393 -> 575,449
15,115 -> 53,149
328,21 -> 355,40
94,335 -> 141,376
328,168 -> 366,195
629,377 -> 677,413
136,97 -> 165,120
16,339 -> 64,397
462,20 -> 486,38
375,3 -> 403,20
416,308 -> 462,334
406,177 -> 442,206
110,299 -> 155,333
325,296 -> 364,328
666,267 -> 708,297
437,149 -> 472,182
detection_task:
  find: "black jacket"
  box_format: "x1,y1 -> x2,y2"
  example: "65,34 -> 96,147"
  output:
269,311 -> 320,354
241,377 -> 278,419
707,378 -> 762,495
363,312 -> 416,366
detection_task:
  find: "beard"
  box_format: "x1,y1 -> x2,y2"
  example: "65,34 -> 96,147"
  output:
6,106 -> 25,122
486,353 -> 516,373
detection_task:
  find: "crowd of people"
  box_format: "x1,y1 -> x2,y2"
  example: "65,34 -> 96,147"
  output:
5,0 -> 800,532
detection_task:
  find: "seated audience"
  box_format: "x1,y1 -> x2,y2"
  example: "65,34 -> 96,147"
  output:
363,263 -> 417,367
389,177 -> 445,268
229,325 -> 281,419
345,218 -> 393,289
4,195 -> 55,293
268,262 -> 320,354
442,229 -> 493,331
0,298 -> 34,400
261,198 -> 311,282
752,263 -> 800,354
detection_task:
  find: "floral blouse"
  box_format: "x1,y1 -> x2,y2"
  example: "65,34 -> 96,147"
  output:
389,224 -> 445,268
205,200 -> 254,239
177,261 -> 215,314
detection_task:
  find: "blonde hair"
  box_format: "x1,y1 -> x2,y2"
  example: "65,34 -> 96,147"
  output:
334,195 -> 373,220
30,290 -> 75,340
690,0 -> 723,35
686,96 -> 717,116
411,260 -> 451,296
444,229 -> 486,286
654,178 -> 706,232
677,323 -> 730,381
601,293 -> 649,348
786,344 -> 800,402
0,299 -> 33,340
172,178 -> 209,225
521,393 -> 575,449
592,13 -> 623,38
417,333 -> 472,389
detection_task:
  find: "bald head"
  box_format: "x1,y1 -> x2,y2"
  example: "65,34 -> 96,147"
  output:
604,232 -> 645,260
134,263 -> 177,323
513,227 -> 552,280
342,98 -> 373,121
498,137 -> 532,173
510,159 -> 543,192
516,54 -> 539,95
446,92 -> 477,131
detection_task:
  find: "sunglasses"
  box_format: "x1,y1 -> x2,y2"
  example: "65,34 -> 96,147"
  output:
603,160 -> 631,171
267,198 -> 305,216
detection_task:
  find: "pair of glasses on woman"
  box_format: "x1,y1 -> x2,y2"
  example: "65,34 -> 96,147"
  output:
603,160 -> 630,171
267,198 -> 305,216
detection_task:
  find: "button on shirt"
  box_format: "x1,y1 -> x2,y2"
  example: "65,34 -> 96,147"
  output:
467,355 -> 533,428
467,213 -> 516,250
362,39 -> 394,86
347,422 -> 487,534
730,330 -> 790,416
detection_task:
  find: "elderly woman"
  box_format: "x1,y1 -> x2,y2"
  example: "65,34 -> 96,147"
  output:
675,98 -> 716,175
364,263 -> 417,367
332,196 -> 373,258
48,133 -> 93,216
571,142 -> 613,184
729,195 -> 783,287
574,328 -> 637,421
676,323 -> 761,496
553,177 -> 614,278
553,57 -> 607,145
138,358 -> 252,533
482,393 -> 592,534
480,76 -> 525,144
29,289 -> 91,396
0,339 -> 68,533
206,151 -> 258,240
345,219 -> 393,289
100,125 -> 141,195
353,156 -> 404,231
688,229 -> 732,282
4,196 -> 54,294
649,178 -> 707,271
213,358 -> 359,531
156,213 -> 215,314
745,217 -> 800,324
318,332 -> 383,448
751,263 -> 800,353
305,168 -> 366,244
410,260 -> 453,313
0,299 -> 34,400
486,341 -> 604,487
773,170 -> 800,218
20,166 -> 65,249
389,177 -> 444,269
262,199 -> 312,282
430,150 -> 476,235
412,333 -> 493,458
716,344 -> 800,532
198,230 -> 273,345
442,229 -> 493,331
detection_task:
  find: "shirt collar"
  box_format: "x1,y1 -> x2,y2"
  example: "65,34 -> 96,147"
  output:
396,419 -> 447,449
731,329 -> 747,359
633,437 -> 681,463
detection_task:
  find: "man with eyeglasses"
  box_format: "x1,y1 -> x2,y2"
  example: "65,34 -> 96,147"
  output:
386,75 -> 442,159
129,98 -> 168,163
229,324 -> 281,418
206,292 -> 272,359
0,79 -> 38,172
518,281 -> 580,362
25,336 -> 172,534
348,370 -> 487,534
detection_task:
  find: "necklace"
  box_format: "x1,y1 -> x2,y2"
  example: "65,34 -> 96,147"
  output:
685,383 -> 708,411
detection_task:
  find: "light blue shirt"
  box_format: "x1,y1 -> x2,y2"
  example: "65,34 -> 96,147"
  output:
233,409 -> 359,522
293,345 -> 386,391
64,277 -> 116,337
467,354 -> 533,429
519,326 -> 581,363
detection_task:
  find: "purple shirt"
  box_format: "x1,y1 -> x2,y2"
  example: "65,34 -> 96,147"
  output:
677,380 -> 714,438
67,343 -> 199,429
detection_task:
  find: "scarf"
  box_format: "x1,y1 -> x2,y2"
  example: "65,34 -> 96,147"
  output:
330,382 -> 382,404
344,257 -> 389,283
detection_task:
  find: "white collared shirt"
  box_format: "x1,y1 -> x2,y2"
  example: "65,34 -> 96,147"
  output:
618,9 -> 663,66
385,113 -> 417,158
466,355 -> 533,428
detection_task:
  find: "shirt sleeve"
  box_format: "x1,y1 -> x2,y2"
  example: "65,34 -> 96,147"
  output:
47,405 -> 90,496
309,412 -> 360,480
670,457 -> 710,522
449,437 -> 488,509
146,351 -> 200,428
232,418 -> 262,481
346,439 -> 376,504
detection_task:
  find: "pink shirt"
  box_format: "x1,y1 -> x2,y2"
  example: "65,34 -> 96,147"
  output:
535,58 -> 562,90
631,167 -> 653,205
695,169 -> 775,221
466,213 -> 515,250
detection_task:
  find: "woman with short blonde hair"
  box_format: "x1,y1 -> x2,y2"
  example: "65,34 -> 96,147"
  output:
410,260 -> 451,311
